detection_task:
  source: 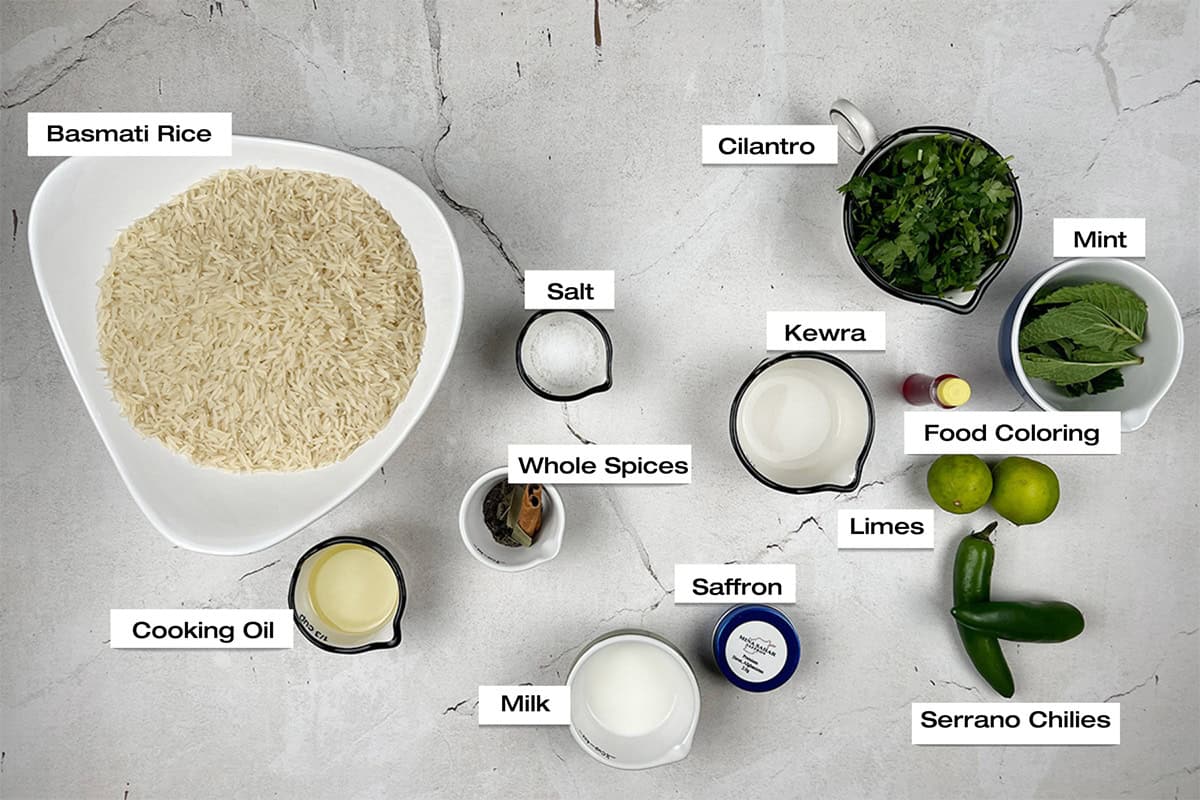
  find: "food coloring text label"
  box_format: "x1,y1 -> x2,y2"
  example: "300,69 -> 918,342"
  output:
837,509 -> 933,549
912,703 -> 1120,745
904,412 -> 1121,455
767,311 -> 885,351
674,564 -> 796,603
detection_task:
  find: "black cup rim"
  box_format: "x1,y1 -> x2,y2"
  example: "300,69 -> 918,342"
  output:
841,125 -> 1023,315
515,310 -> 614,402
288,535 -> 407,655
729,352 -> 875,494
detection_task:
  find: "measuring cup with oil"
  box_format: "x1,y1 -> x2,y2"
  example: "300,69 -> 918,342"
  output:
288,535 -> 406,654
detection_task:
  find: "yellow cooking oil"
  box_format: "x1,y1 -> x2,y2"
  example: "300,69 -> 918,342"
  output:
306,543 -> 399,635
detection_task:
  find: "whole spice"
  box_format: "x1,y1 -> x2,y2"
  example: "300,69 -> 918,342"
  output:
951,523 -> 1014,698
839,134 -> 1016,296
1018,281 -> 1147,396
483,479 -> 545,548
952,601 -> 1085,643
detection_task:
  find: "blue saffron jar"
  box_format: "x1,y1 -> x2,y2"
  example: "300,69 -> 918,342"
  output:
712,604 -> 801,692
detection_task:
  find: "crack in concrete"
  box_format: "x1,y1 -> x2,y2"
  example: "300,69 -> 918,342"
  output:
837,461 -> 922,502
600,486 -> 667,593
561,404 -> 596,444
627,169 -> 751,280
1122,78 -> 1200,112
441,697 -> 477,715
788,515 -> 822,536
930,678 -> 983,698
421,0 -> 523,289
1091,0 -> 1138,115
1,1 -> 146,109
1102,672 -> 1157,703
237,558 -> 281,581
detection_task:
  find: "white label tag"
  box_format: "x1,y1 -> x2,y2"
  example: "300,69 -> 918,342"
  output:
508,445 -> 692,484
723,619 -> 789,682
837,509 -> 934,549
701,124 -> 838,165
766,311 -> 885,351
478,685 -> 571,725
674,564 -> 796,603
524,270 -> 615,310
904,412 -> 1121,455
912,703 -> 1120,745
1053,218 -> 1146,258
110,609 -> 293,649
28,112 -> 233,157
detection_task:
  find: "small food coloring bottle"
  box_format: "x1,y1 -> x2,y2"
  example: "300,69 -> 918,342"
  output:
902,373 -> 971,408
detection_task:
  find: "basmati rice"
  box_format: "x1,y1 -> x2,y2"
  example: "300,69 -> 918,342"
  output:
97,167 -> 426,472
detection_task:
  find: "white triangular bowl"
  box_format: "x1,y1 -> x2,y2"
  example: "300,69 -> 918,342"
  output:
28,135 -> 463,554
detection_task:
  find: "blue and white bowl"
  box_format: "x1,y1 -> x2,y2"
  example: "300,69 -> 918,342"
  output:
999,258 -> 1184,432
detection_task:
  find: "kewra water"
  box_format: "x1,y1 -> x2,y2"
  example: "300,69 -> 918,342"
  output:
306,543 -> 399,635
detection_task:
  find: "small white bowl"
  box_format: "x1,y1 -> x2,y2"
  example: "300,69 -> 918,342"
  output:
457,467 -> 564,572
566,630 -> 701,770
999,258 -> 1184,431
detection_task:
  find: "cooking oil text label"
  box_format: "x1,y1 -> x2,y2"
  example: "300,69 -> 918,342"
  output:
767,311 -> 885,351
525,270 -> 615,310
674,564 -> 796,603
28,112 -> 232,157
904,412 -> 1121,455
110,609 -> 293,649
478,685 -> 571,725
912,703 -> 1120,745
508,445 -> 692,484
702,125 -> 838,165
837,509 -> 934,549
1053,218 -> 1145,258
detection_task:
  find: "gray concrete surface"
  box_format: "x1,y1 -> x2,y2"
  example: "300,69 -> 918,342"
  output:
2,1 -> 1198,798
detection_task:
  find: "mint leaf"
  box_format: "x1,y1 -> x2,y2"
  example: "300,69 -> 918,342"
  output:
1018,301 -> 1142,351
1020,352 -> 1143,385
1070,346 -> 1143,365
1061,368 -> 1125,397
1034,282 -> 1146,339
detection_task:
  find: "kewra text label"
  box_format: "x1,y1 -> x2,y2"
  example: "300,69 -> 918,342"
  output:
110,609 -> 293,649
28,112 -> 232,157
674,564 -> 796,603
478,685 -> 570,725
837,509 -> 934,549
904,412 -> 1121,455
508,445 -> 691,484
1053,218 -> 1145,258
912,703 -> 1120,745
767,311 -> 885,351
702,124 -> 838,165
524,270 -> 615,310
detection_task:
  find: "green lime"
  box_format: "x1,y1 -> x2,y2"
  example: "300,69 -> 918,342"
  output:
926,455 -> 992,514
990,457 -> 1060,525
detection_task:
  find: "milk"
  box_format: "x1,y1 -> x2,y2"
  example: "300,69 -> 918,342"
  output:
576,640 -> 682,737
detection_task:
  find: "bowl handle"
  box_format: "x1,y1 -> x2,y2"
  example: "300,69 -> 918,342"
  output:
829,99 -> 878,155
1120,404 -> 1154,432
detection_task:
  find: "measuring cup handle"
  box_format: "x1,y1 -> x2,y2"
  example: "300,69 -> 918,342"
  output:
829,99 -> 878,155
